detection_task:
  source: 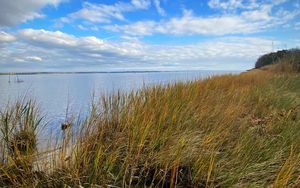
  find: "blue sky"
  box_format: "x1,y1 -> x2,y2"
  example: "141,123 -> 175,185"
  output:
0,0 -> 299,72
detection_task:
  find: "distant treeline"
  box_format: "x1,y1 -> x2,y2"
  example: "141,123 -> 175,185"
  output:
0,71 -> 164,76
255,48 -> 300,69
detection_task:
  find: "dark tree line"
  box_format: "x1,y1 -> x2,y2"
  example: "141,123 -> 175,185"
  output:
255,49 -> 300,69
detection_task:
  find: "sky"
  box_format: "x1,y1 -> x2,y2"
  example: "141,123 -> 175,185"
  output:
0,0 -> 299,72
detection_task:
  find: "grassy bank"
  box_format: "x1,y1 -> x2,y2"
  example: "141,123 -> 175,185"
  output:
1,61 -> 300,187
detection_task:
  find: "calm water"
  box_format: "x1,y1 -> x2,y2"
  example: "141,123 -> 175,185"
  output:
0,71 -> 238,133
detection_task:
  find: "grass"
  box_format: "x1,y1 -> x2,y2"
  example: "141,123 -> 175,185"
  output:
0,60 -> 300,187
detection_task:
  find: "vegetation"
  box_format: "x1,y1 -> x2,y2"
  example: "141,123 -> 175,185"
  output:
255,48 -> 300,69
1,57 -> 300,187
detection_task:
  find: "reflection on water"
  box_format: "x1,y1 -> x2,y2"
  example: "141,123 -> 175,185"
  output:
0,71 -> 238,132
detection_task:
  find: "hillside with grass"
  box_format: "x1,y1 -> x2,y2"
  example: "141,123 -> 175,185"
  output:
255,49 -> 300,70
1,52 -> 300,187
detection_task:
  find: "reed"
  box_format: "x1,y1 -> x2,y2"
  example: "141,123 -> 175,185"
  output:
0,62 -> 299,187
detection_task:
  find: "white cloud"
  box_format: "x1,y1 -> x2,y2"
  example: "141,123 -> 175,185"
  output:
57,0 -> 167,28
131,0 -> 151,9
0,31 -> 16,42
26,56 -> 43,62
138,37 -> 276,69
1,29 -> 293,72
60,0 -> 151,24
241,4 -> 272,21
77,24 -> 88,30
18,29 -> 144,61
20,29 -> 78,47
106,21 -> 157,36
294,22 -> 300,30
208,0 -> 244,11
104,1 -> 299,36
104,12 -> 256,36
208,0 -> 289,12
154,0 -> 166,16
0,0 -> 65,26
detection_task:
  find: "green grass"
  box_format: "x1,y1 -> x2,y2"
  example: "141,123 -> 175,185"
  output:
1,63 -> 300,187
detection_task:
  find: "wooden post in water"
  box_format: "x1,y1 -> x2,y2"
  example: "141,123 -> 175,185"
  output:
16,75 -> 24,83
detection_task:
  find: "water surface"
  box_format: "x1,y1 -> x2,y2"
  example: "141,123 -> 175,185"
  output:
0,71 -> 238,132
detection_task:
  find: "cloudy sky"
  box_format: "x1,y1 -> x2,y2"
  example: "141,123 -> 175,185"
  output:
0,0 -> 299,72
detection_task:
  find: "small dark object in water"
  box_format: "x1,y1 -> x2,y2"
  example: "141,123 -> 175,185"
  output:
61,122 -> 71,130
16,75 -> 24,83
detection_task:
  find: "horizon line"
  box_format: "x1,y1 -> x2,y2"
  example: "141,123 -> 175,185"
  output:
0,69 -> 243,76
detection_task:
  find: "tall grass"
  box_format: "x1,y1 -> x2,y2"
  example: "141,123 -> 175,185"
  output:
267,59 -> 300,73
1,64 -> 300,187
0,100 -> 43,186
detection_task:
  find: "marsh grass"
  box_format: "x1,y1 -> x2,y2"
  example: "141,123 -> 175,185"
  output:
1,63 -> 300,187
269,62 -> 300,74
0,100 -> 44,186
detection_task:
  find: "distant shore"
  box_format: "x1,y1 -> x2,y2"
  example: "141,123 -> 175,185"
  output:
0,70 -> 238,76
0,71 -> 164,75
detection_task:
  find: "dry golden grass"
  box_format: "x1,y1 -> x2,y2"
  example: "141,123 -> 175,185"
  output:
261,61 -> 300,74
1,64 -> 300,187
